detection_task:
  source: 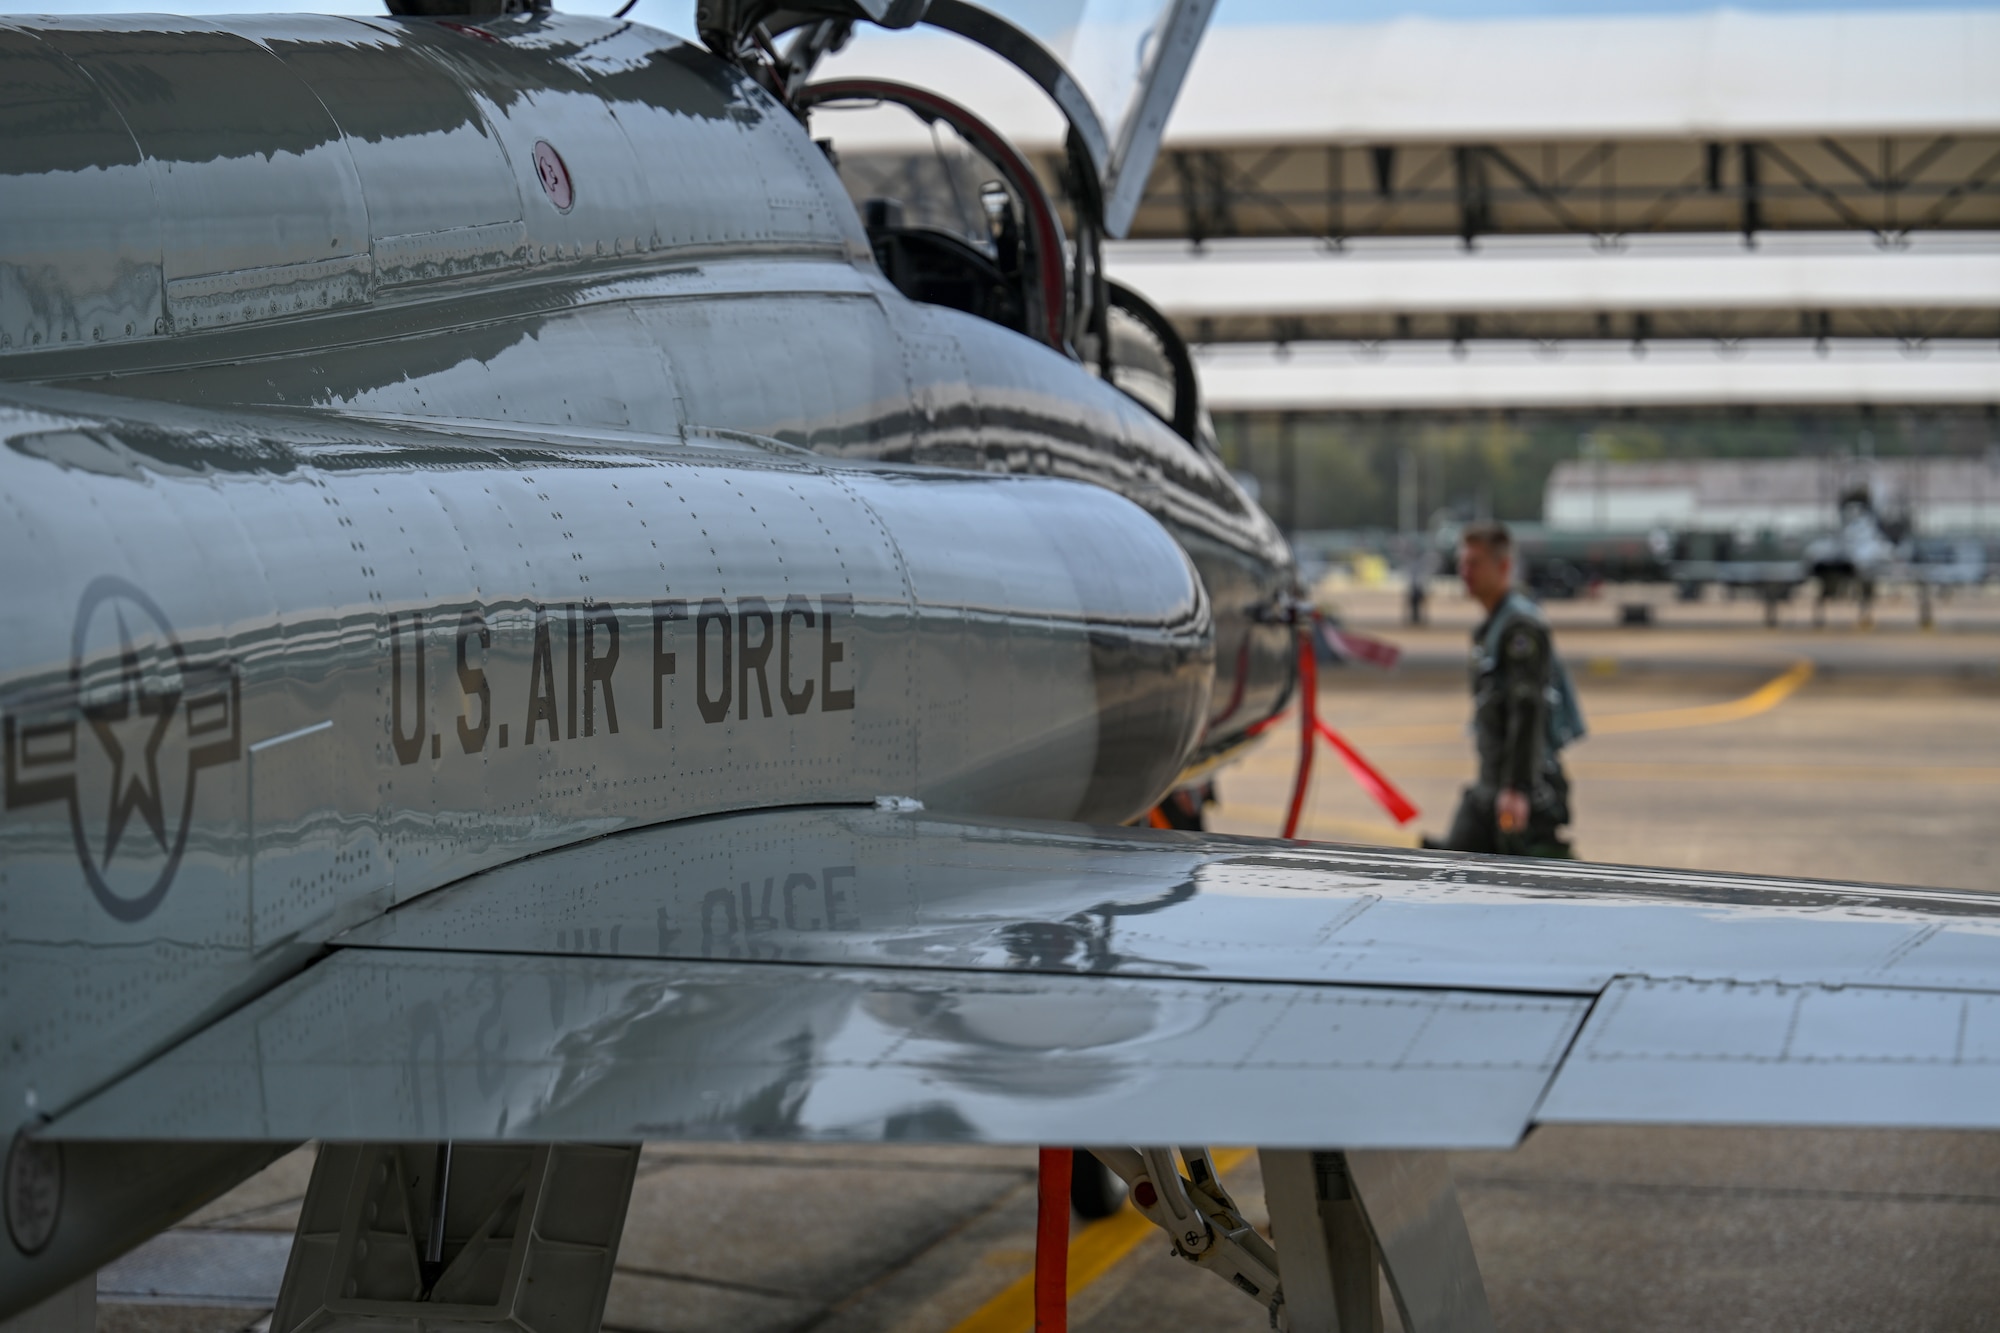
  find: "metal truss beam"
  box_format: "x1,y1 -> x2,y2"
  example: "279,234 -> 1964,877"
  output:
830,134 -> 2000,244
1119,135 -> 2000,243
1153,308 -> 2000,347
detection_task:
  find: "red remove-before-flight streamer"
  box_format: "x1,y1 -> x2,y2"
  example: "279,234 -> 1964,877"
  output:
1034,1147 -> 1072,1331
1282,621 -> 1421,838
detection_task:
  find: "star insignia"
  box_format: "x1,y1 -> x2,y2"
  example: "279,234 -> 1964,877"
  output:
83,608 -> 181,864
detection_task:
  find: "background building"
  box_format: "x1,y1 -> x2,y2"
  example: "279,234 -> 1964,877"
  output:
821,4 -> 2000,536
1544,454 -> 2000,537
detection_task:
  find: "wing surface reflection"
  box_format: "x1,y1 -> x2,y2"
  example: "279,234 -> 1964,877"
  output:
341,805 -> 2000,995
46,804 -> 2000,1144
48,950 -> 1585,1148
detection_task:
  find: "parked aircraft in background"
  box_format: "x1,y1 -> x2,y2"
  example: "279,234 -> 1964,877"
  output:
1427,485 -> 1992,625
3,4 -> 1998,1332
1470,523 -> 1671,600
1670,487 -> 1993,625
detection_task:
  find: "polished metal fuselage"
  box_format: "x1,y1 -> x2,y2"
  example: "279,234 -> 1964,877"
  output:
0,11 -> 1292,1128
5,16 -> 2000,1327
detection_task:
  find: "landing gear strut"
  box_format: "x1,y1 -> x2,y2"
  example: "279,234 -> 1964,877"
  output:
272,1143 -> 640,1333
1082,1145 -> 1494,1332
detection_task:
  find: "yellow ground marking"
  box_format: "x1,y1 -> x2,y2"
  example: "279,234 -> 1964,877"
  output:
1226,757 -> 2000,797
1208,659 -> 1993,844
947,1149 -> 1255,1333
1314,658 -> 1819,745
1586,659 -> 1815,734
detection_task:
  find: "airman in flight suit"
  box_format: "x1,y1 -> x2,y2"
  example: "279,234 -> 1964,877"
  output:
1435,520 -> 1582,857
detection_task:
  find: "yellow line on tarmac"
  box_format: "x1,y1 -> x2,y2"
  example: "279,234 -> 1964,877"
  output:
1586,659 -> 1815,734
1211,661 -> 1824,845
948,1149 -> 1254,1333
1224,757 -> 2000,797
1327,658 -> 1819,745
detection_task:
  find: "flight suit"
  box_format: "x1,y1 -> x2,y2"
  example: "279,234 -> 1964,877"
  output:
1442,593 -> 1573,856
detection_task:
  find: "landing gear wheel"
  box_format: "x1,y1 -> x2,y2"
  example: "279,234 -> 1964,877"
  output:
1070,1149 -> 1125,1220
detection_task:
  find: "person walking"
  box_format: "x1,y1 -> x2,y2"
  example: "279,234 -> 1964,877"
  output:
1404,539 -> 1432,626
1431,520 -> 1584,857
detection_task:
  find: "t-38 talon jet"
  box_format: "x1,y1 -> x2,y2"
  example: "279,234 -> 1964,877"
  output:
2,3 -> 1998,1330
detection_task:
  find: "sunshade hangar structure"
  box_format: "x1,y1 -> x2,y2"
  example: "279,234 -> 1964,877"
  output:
824,6 -> 2000,413
2,3 -> 1999,1332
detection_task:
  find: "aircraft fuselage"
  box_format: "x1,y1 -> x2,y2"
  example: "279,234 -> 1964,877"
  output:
0,10 -> 1291,1179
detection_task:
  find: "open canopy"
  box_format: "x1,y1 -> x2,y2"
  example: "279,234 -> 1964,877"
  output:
967,0 -> 1215,235
714,0 -> 1215,236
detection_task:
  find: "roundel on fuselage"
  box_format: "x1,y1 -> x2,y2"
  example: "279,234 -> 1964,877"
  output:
533,140 -> 575,213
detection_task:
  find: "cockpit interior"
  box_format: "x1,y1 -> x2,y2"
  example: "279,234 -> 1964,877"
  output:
689,0 -> 1219,452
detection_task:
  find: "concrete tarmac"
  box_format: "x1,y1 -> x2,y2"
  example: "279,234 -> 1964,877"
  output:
94,590 -> 2000,1333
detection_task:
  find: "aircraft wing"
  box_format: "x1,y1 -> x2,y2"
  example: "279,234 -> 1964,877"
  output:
46,805 -> 2000,1145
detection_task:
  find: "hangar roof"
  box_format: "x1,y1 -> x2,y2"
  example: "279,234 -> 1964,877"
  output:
820,7 -> 2000,152
1169,8 -> 2000,145
1110,232 -> 2000,318
1193,338 -> 2000,412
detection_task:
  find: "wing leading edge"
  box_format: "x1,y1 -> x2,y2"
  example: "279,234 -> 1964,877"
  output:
47,806 -> 2000,1144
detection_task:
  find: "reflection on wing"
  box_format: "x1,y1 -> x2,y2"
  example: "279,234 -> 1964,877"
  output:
340,806 -> 2000,995
46,806 -> 2000,1143
49,950 -> 1583,1147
